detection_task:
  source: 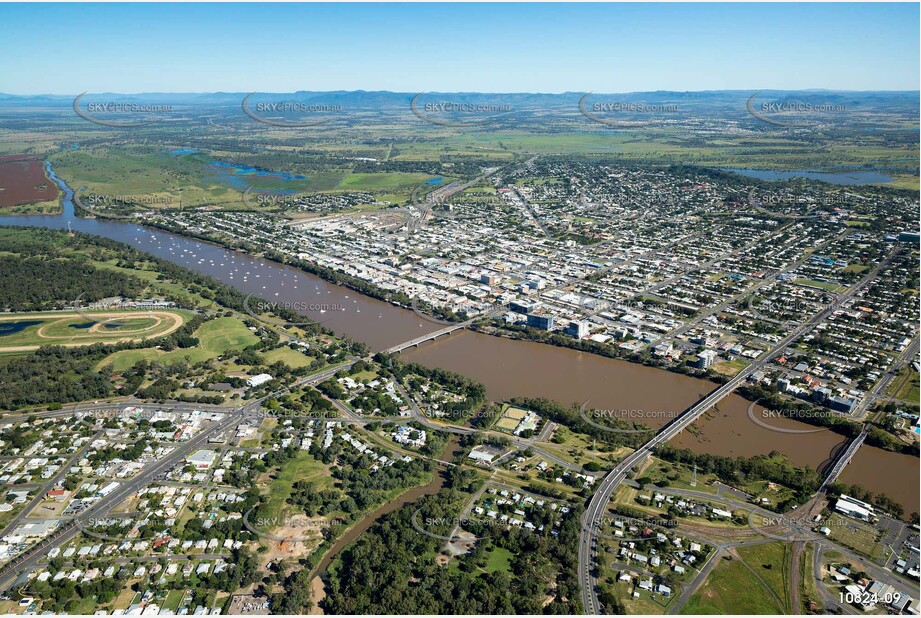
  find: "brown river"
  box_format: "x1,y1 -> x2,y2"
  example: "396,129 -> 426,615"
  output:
838,445 -> 919,518
402,331 -> 850,471
4,177 -> 917,517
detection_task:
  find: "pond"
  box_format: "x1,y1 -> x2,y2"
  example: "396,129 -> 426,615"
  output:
0,320 -> 43,337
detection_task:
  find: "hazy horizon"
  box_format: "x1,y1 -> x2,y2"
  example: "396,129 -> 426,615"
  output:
3,88 -> 921,97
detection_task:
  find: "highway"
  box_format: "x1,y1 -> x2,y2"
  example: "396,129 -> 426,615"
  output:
819,430 -> 868,491
0,430 -> 104,541
578,247 -> 901,614
0,243 -> 905,600
402,158 -> 533,238
0,400 -> 230,424
0,404 -> 249,591
384,322 -> 468,354
386,304 -> 506,355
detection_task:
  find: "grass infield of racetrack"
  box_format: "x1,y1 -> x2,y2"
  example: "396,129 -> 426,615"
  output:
0,309 -> 192,352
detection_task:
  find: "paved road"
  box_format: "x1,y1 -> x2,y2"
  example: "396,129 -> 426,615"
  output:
394,381 -> 597,475
578,247 -> 901,614
812,541 -> 860,614
645,228 -> 849,350
386,305 -> 505,354
403,158 -> 532,237
857,334 -> 920,417
0,406 -> 249,591
0,400 -> 229,424
0,429 -> 103,540
667,548 -> 724,614
820,430 -> 868,491
650,486 -> 775,519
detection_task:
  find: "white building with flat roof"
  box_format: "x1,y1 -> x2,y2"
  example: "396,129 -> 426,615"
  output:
835,495 -> 874,521
186,450 -> 218,471
467,445 -> 501,464
246,373 -> 274,388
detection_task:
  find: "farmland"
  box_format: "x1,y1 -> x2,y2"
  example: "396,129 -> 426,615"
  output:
0,154 -> 59,212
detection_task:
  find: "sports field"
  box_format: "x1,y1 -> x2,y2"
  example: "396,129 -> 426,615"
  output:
0,310 -> 190,352
493,404 -> 531,432
97,315 -> 259,368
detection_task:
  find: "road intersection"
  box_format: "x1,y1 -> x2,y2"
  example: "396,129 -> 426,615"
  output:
579,247 -> 904,614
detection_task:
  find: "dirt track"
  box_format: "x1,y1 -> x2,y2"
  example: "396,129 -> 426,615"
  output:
0,311 -> 186,352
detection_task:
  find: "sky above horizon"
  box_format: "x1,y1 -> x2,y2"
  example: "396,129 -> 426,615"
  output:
1,3 -> 918,94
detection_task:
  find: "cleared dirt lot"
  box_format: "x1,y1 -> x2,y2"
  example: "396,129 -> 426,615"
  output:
0,154 -> 58,208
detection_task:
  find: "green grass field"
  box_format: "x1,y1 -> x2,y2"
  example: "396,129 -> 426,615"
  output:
15,109 -> 918,194
51,146 -> 448,215
736,542 -> 793,613
0,310 -> 191,350
482,546 -> 513,574
95,315 -> 259,368
51,147 -> 241,209
888,368 -> 920,404
406,131 -> 920,185
158,316 -> 259,365
263,346 -> 314,368
39,316 -> 160,338
338,172 -> 444,191
710,358 -> 750,377
885,174 -> 921,190
794,279 -> 847,293
349,368 -> 378,382
642,458 -> 721,494
681,555 -> 785,614
254,450 -> 334,535
160,590 -> 186,613
97,348 -> 166,372
194,317 -> 259,354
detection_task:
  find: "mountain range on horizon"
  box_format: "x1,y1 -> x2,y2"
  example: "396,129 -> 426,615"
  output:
1,89 -> 918,110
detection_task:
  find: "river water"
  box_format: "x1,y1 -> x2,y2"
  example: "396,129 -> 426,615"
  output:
401,333 -> 856,469
838,445 -> 919,518
3,164 -> 916,516
721,168 -> 895,185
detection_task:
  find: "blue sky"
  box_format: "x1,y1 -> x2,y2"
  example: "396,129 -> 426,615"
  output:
1,3 -> 918,93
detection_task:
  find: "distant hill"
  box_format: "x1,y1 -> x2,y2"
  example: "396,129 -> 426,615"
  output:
0,89 -> 917,113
